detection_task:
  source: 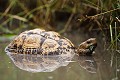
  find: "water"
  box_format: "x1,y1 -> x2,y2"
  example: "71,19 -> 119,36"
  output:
0,32 -> 120,80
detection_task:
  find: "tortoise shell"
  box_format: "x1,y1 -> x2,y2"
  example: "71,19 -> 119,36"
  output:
5,29 -> 75,55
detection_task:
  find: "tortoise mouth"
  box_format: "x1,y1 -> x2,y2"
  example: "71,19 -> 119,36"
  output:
86,43 -> 97,55
89,44 -> 97,52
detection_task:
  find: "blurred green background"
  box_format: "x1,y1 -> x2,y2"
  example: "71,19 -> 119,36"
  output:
0,0 -> 120,48
0,0 -> 119,34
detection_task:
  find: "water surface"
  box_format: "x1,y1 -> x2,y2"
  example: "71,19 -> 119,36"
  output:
0,32 -> 119,80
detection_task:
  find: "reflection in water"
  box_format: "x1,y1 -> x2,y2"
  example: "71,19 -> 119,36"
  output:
6,50 -> 97,73
77,56 -> 97,73
5,52 -> 75,72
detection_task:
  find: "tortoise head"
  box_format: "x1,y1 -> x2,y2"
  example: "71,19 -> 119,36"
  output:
77,38 -> 97,56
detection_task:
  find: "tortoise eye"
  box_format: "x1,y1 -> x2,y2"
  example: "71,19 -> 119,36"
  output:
87,41 -> 91,44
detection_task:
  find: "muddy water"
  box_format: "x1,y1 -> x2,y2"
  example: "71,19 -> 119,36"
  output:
0,31 -> 120,80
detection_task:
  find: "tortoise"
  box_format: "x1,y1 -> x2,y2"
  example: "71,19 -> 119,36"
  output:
5,28 -> 97,56
5,29 -> 97,72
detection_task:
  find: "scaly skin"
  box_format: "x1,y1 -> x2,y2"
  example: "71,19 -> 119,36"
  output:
77,38 -> 97,56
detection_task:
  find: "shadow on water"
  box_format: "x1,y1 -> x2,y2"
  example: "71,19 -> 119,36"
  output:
0,31 -> 120,80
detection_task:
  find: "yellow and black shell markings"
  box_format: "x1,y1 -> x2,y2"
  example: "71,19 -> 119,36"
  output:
5,29 -> 76,55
